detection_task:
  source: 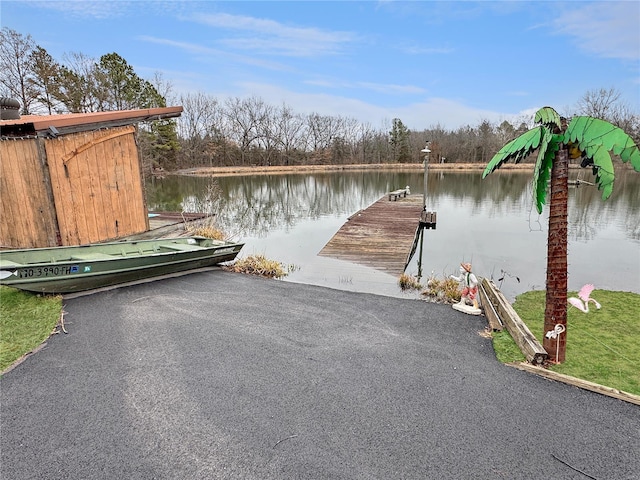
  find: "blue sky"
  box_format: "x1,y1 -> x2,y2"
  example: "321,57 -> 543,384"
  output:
3,0 -> 639,130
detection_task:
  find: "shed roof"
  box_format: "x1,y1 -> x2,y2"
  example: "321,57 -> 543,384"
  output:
0,106 -> 183,138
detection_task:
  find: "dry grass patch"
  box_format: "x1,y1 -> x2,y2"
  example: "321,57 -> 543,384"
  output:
422,275 -> 461,303
224,254 -> 290,279
398,273 -> 422,291
188,226 -> 226,240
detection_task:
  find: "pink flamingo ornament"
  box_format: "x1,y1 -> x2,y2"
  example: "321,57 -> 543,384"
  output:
568,284 -> 601,313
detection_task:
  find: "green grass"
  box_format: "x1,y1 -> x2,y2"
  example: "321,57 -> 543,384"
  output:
0,286 -> 62,372
494,289 -> 640,396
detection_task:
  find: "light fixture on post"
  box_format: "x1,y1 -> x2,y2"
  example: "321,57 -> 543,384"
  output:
421,141 -> 431,209
404,142 -> 437,279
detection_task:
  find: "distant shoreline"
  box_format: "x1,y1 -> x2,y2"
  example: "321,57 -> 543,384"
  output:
172,162 -> 539,177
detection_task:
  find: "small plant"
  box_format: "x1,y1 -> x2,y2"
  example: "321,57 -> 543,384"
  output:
496,269 -> 520,289
398,273 -> 422,291
224,254 -> 289,279
422,275 -> 461,303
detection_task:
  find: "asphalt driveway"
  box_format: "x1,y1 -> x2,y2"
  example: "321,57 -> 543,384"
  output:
1,270 -> 638,479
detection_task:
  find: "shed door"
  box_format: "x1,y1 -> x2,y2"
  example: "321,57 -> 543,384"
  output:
45,125 -> 149,245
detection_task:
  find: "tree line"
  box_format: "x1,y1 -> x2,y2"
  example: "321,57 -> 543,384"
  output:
2,27 -> 638,175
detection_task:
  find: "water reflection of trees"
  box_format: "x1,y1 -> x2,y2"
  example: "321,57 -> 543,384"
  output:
568,169 -> 640,242
145,170 -> 639,242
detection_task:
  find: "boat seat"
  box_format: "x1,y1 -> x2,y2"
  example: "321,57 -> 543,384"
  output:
0,259 -> 23,268
161,243 -> 203,252
71,252 -> 114,261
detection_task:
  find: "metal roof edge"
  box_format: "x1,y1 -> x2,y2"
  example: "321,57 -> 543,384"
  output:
0,106 -> 183,133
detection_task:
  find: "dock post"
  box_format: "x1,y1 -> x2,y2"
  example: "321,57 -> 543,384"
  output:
417,228 -> 424,278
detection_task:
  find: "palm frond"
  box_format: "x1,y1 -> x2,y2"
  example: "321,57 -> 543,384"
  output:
565,116 -> 640,199
565,116 -> 640,170
531,131 -> 559,213
534,107 -> 561,130
483,127 -> 543,178
588,145 -> 616,199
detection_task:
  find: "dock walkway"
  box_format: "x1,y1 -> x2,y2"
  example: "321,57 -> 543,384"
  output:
319,194 -> 424,276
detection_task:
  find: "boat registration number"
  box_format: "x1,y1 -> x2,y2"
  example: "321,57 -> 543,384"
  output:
18,265 -> 79,278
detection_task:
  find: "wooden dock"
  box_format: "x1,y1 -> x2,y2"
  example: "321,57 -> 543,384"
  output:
319,194 -> 424,276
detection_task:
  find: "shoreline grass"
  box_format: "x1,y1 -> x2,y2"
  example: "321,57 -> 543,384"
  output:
1,286 -> 62,373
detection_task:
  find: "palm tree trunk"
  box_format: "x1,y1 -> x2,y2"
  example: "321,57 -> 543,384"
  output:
543,148 -> 569,362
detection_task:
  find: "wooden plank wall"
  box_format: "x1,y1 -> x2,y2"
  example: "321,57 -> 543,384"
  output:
44,125 -> 149,245
0,138 -> 59,248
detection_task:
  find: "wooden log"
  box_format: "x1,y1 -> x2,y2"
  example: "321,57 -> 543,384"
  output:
511,362 -> 640,406
478,279 -> 503,331
480,278 -> 548,364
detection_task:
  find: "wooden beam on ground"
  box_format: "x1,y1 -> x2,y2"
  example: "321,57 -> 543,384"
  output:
480,278 -> 548,365
511,362 -> 640,406
319,194 -> 424,276
478,280 -> 503,331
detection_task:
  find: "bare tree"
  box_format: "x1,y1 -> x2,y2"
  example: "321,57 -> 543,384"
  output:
576,88 -> 639,144
224,96 -> 270,165
576,87 -> 622,119
54,52 -> 100,112
273,104 -> 306,165
0,27 -> 37,114
150,72 -> 175,105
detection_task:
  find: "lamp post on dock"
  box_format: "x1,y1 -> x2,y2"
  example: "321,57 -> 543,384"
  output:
421,142 -> 431,209
415,142 -> 431,278
404,142 -> 437,278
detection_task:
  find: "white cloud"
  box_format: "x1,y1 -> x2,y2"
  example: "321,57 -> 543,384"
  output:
220,82 -> 526,131
138,35 -> 293,71
552,2 -> 640,61
188,12 -> 357,57
27,0 -> 186,19
357,82 -> 427,95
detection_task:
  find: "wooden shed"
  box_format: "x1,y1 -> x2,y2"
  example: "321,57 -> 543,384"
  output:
0,107 -> 182,248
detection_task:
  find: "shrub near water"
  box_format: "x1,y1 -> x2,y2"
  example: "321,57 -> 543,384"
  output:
225,254 -> 290,279
0,286 -> 62,372
422,276 -> 461,303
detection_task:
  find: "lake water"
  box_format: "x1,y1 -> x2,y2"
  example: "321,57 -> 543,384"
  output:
146,169 -> 640,301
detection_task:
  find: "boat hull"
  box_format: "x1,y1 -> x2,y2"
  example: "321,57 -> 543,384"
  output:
0,237 -> 244,294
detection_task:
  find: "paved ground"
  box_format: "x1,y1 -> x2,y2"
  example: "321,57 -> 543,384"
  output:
2,270 -> 639,479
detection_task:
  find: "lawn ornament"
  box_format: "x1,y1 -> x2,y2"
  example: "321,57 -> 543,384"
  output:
545,324 -> 566,364
568,284 -> 601,313
451,263 -> 482,315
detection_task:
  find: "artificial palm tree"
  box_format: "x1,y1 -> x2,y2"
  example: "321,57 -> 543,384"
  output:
483,106 -> 640,363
